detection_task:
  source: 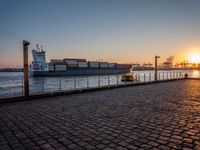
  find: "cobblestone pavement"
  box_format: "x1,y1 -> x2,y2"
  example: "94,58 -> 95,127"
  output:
0,80 -> 200,150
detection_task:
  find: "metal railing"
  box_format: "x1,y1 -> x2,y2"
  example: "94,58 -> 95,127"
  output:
0,71 -> 199,98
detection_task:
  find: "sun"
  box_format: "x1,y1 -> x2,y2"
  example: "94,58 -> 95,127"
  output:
188,53 -> 200,63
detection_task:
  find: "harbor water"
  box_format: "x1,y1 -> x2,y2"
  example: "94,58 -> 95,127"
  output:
0,70 -> 199,97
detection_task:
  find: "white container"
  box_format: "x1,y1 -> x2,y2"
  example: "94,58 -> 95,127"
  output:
65,60 -> 77,65
50,59 -> 63,63
55,65 -> 66,71
100,62 -> 108,68
88,61 -> 99,67
78,62 -> 88,67
48,64 -> 55,71
108,63 -> 116,68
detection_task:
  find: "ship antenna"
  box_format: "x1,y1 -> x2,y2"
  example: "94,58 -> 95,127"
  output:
36,44 -> 39,50
41,45 -> 43,50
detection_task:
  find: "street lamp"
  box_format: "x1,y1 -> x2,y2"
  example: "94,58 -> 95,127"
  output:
155,55 -> 160,81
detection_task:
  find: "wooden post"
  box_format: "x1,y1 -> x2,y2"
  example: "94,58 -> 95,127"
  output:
23,40 -> 30,97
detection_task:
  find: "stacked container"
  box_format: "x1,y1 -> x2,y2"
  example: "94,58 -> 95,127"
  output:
125,64 -> 132,69
48,63 -> 55,71
88,61 -> 99,68
99,62 -> 108,68
63,59 -> 77,68
63,58 -> 86,62
78,62 -> 88,67
116,64 -> 125,68
50,59 -> 63,63
108,63 -> 116,68
116,64 -> 132,69
54,62 -> 66,71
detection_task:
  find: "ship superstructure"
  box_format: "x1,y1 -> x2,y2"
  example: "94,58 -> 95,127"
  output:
31,44 -> 48,71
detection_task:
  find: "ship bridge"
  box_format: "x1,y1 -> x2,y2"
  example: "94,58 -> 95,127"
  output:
31,44 -> 48,71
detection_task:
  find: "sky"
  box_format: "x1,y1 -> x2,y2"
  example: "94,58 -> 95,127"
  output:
0,0 -> 200,67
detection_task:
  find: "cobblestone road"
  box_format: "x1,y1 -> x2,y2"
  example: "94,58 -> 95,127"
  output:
0,80 -> 200,150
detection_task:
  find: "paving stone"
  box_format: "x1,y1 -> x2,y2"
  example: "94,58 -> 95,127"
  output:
0,80 -> 199,149
96,144 -> 105,149
127,144 -> 138,150
158,145 -> 171,150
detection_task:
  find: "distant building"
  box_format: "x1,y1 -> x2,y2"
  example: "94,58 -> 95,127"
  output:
159,56 -> 174,69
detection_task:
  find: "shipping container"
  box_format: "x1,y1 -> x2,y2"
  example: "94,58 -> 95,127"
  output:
50,59 -> 63,63
63,58 -> 86,62
67,64 -> 78,68
99,62 -> 108,68
78,62 -> 88,67
116,64 -> 132,69
65,60 -> 77,65
125,64 -> 132,69
48,63 -> 55,71
55,64 -> 66,71
108,63 -> 116,68
76,59 -> 86,62
88,61 -> 99,68
116,64 -> 126,69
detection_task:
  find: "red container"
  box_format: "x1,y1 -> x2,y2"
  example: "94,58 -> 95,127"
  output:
125,64 -> 132,69
67,64 -> 77,68
63,58 -> 86,62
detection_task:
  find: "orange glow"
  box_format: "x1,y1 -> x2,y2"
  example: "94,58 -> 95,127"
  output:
188,52 -> 200,63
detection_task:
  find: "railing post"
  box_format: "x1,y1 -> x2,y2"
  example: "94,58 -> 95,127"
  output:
98,75 -> 100,87
149,73 -> 151,82
74,77 -> 76,89
87,76 -> 89,88
138,74 -> 140,82
42,79 -> 44,92
144,74 -> 146,82
163,72 -> 164,80
167,72 -> 168,80
158,72 -> 160,81
117,75 -> 119,85
59,78 -> 61,91
108,75 -> 110,87
22,79 -> 24,95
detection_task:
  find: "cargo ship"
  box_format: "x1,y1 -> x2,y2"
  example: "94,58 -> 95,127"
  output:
30,45 -> 131,76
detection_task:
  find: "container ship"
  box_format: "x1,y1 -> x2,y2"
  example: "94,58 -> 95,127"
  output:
30,46 -> 131,76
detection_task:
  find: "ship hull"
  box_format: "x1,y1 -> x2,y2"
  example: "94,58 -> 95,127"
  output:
30,68 -> 130,76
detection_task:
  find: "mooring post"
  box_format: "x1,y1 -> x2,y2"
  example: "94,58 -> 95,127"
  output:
23,40 -> 30,97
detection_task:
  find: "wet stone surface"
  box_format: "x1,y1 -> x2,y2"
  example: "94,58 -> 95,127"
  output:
0,80 -> 200,150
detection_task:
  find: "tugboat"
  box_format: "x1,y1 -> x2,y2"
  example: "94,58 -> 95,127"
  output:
121,73 -> 136,82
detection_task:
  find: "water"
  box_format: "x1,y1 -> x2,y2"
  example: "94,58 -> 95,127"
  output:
0,70 -> 199,97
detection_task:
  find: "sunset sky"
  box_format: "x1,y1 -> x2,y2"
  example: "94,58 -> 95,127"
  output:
0,0 -> 200,67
